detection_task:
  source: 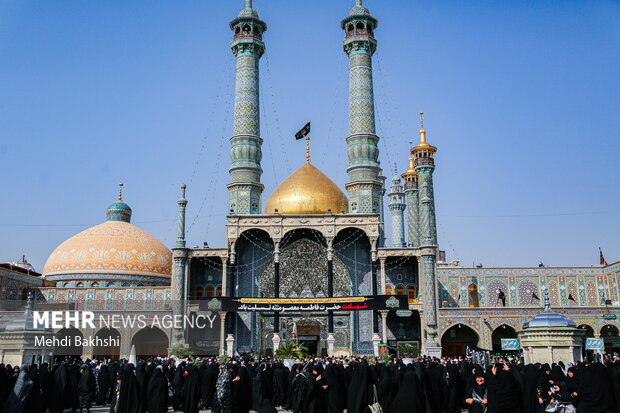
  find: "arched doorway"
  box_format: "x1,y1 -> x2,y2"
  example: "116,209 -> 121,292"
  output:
578,324 -> 595,338
131,327 -> 168,359
492,324 -> 517,352
441,324 -> 479,357
601,325 -> 620,355
54,328 -> 83,359
93,328 -> 121,360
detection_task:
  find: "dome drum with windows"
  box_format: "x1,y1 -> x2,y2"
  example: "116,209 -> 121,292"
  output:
42,186 -> 172,288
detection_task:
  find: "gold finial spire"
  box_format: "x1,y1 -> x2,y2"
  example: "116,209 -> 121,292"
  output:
419,112 -> 427,144
305,136 -> 311,163
118,183 -> 124,201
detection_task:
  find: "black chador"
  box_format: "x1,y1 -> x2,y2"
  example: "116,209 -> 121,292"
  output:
146,367 -> 169,413
486,364 -> 521,413
116,364 -> 141,413
388,370 -> 423,413
323,363 -> 346,413
576,363 -> 616,413
134,362 -> 149,413
171,362 -> 185,411
4,365 -> 34,413
347,361 -> 370,413
77,365 -> 96,413
306,364 -> 327,413
231,365 -> 252,413
183,364 -> 202,413
463,371 -> 487,413
96,364 -> 111,406
271,362 -> 289,408
49,362 -> 71,413
199,361 -> 218,409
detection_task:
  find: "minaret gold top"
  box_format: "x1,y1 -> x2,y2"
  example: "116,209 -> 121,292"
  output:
413,112 -> 437,155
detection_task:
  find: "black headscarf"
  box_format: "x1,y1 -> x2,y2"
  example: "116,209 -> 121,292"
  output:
272,362 -> 289,408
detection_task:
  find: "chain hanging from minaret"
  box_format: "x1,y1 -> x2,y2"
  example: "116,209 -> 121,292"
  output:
341,1 -> 383,215
227,1 -> 267,214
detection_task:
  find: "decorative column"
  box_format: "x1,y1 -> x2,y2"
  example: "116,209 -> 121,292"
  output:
342,1 -> 383,214
327,244 -> 335,356
413,113 -> 441,357
219,311 -> 227,356
272,242 -> 281,352
171,184 -> 189,349
402,148 -> 419,247
227,0 -> 267,214
371,261 -> 381,356
387,171 -> 406,247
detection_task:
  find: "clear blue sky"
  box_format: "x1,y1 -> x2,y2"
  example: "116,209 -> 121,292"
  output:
1,0 -> 618,271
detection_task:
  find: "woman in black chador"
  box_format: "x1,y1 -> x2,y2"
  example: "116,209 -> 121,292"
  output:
77,365 -> 96,413
576,362 -> 616,413
171,362 -> 185,412
306,364 -> 327,413
322,362 -> 345,413
347,361 -> 370,413
486,363 -> 521,413
271,362 -> 289,408
199,360 -> 218,409
4,364 -> 34,413
116,364 -> 140,413
146,366 -> 169,413
231,364 -> 252,413
388,369 -> 423,413
464,371 -> 487,413
183,364 -> 202,413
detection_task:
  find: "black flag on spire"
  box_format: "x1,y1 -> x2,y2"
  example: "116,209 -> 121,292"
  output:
568,294 -> 576,302
295,122 -> 311,140
532,292 -> 540,301
600,247 -> 609,266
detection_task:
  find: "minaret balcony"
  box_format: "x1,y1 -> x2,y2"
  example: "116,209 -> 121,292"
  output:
414,157 -> 435,167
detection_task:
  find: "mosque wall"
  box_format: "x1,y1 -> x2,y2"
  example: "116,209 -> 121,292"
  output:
436,262 -> 620,351
0,266 -> 42,301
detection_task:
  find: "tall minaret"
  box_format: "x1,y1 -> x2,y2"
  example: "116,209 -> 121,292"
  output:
341,1 -> 383,214
227,0 -> 267,214
402,144 -> 419,247
413,113 -> 440,356
387,167 -> 406,247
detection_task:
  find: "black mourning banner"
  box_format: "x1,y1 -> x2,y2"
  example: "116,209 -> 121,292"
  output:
199,295 -> 408,313
295,122 -> 311,140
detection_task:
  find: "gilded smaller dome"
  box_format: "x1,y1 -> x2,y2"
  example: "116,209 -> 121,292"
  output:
265,163 -> 348,214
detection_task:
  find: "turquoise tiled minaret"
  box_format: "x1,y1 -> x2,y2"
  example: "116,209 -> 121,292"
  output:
227,0 -> 267,214
402,146 -> 420,247
387,170 -> 406,247
413,113 -> 440,354
171,184 -> 189,347
341,1 -> 383,214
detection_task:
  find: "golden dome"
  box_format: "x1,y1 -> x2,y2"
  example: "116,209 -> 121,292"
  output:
42,221 -> 172,280
265,163 -> 349,214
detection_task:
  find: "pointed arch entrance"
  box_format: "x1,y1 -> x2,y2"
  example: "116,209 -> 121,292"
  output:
441,324 -> 479,357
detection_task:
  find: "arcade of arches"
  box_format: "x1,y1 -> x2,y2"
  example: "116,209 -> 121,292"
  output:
52,327 -> 169,361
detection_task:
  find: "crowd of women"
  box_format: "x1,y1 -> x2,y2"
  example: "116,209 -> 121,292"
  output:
1,355 -> 619,413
